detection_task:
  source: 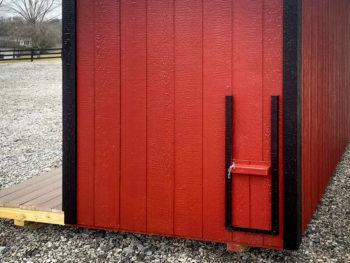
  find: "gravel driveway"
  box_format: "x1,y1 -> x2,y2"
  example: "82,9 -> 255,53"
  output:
0,61 -> 349,262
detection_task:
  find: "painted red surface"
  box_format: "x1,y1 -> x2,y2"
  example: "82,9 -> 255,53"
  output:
230,161 -> 271,176
146,0 -> 175,235
120,0 -> 147,233
301,0 -> 350,232
76,0 -> 283,249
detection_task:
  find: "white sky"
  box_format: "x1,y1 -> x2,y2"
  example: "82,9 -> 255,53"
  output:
51,1 -> 62,19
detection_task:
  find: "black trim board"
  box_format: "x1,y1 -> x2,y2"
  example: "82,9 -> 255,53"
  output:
225,96 -> 233,229
282,0 -> 302,250
62,0 -> 77,225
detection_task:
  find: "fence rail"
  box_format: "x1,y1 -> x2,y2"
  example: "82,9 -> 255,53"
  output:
0,48 -> 62,62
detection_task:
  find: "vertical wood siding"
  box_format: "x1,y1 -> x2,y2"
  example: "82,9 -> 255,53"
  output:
302,0 -> 350,231
262,0 -> 283,248
231,0 -> 264,246
174,0 -> 203,238
76,0 -> 283,248
94,0 -> 121,228
202,0 -> 232,242
146,0 -> 175,235
120,0 -> 147,232
76,0 -> 94,226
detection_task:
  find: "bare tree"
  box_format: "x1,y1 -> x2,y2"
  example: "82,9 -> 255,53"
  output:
3,0 -> 61,47
0,0 -> 5,17
5,0 -> 60,24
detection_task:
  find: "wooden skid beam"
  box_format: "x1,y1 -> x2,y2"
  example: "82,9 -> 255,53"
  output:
0,207 -> 64,226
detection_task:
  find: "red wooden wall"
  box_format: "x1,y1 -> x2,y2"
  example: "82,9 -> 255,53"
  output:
301,0 -> 350,232
76,0 -> 283,249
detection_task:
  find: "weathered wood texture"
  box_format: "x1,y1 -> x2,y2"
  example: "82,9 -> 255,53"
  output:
301,0 -> 350,231
76,0 -> 283,248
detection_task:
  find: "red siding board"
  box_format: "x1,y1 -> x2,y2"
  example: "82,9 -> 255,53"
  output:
120,0 -> 147,232
263,0 -> 283,247
146,0 -> 175,235
174,0 -> 203,238
93,0 -> 121,228
231,0 -> 264,246
76,0 -> 94,226
232,0 -> 254,231
202,0 -> 232,242
301,0 -> 312,232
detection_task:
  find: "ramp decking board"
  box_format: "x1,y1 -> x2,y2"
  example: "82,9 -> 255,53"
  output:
7,183 -> 62,209
40,196 -> 62,212
21,187 -> 62,210
0,169 -> 61,199
0,172 -> 61,205
0,169 -> 64,225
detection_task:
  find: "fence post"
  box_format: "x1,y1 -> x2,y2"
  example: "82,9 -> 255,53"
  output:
13,48 -> 15,59
31,49 -> 34,62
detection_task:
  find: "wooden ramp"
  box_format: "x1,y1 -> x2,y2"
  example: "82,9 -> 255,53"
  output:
0,168 -> 64,226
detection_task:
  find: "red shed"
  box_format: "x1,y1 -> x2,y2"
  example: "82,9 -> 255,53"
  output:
60,0 -> 350,250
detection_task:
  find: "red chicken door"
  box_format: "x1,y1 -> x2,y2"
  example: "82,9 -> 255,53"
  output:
225,95 -> 280,235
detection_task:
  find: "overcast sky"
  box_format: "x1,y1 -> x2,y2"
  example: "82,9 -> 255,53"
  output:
50,6 -> 62,19
51,0 -> 62,19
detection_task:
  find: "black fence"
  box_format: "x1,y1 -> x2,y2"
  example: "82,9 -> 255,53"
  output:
0,48 -> 62,62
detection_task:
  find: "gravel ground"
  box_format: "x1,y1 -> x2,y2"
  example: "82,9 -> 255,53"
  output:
0,61 -> 62,189
0,60 -> 349,262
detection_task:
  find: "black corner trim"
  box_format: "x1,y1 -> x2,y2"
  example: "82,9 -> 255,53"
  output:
62,0 -> 77,225
225,95 -> 279,236
270,95 -> 280,235
283,0 -> 302,250
225,96 -> 233,229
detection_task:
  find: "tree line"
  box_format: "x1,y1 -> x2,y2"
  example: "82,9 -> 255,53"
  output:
0,0 -> 61,49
